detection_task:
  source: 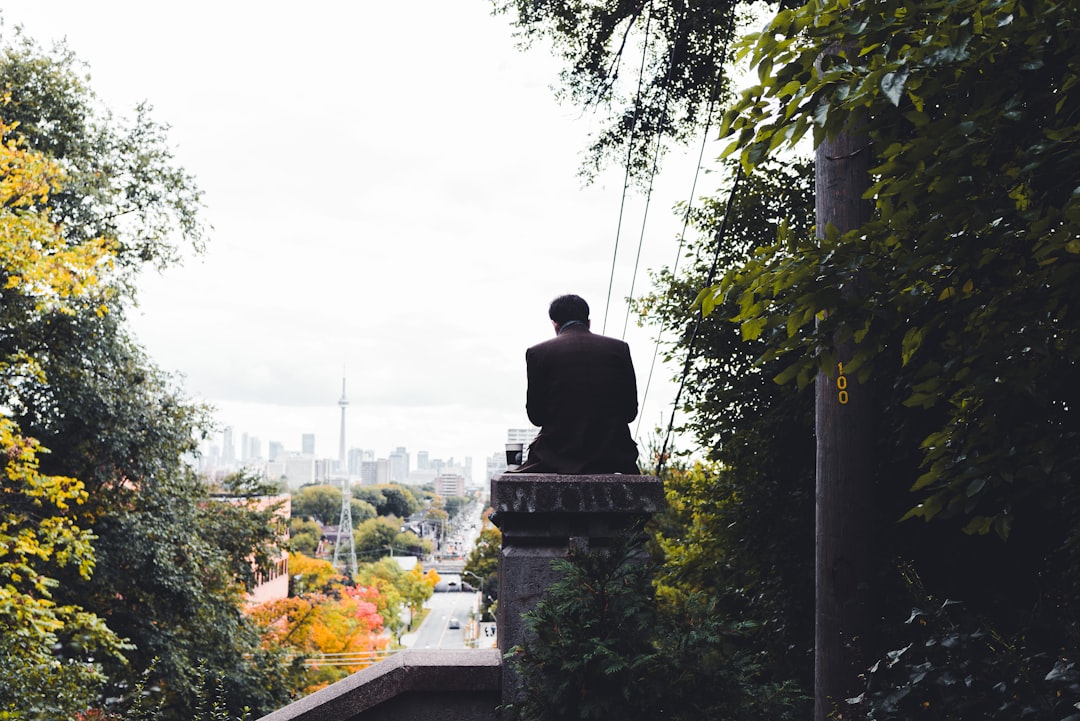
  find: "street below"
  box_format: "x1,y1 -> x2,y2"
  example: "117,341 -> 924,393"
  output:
403,585 -> 478,650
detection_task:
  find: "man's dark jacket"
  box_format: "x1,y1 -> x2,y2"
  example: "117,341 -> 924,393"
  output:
517,323 -> 640,474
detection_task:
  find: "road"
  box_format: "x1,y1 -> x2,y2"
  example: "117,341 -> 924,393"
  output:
402,501 -> 489,650
405,589 -> 479,649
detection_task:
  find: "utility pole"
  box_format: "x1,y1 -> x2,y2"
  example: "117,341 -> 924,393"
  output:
332,480 -> 358,578
332,375 -> 358,578
814,82 -> 874,721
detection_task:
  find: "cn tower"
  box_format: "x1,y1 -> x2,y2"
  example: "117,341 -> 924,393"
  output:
338,374 -> 348,474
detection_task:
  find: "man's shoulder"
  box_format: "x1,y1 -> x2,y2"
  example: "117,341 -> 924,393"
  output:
529,329 -> 628,354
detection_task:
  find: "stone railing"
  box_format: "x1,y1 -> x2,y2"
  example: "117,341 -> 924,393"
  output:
257,649 -> 501,721
257,473 -> 663,721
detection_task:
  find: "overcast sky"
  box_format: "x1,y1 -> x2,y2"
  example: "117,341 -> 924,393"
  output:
5,2 -> 725,481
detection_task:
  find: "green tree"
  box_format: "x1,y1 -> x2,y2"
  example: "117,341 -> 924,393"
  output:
351,485 -> 385,510
1,27 -> 204,278
703,0 -> 1080,712
373,484 -> 420,519
441,495 -> 469,519
292,484 -> 375,527
464,523 -> 501,618
508,534 -> 801,721
716,0 -> 1080,542
290,517 -> 323,556
0,101 -> 128,720
354,516 -> 431,562
634,158 -> 817,695
0,417 -> 130,719
5,298 -> 294,718
1,28 -> 295,720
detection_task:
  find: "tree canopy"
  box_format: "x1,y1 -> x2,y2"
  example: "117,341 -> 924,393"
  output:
1,26 -> 293,720
499,0 -> 1080,716
492,0 -> 744,179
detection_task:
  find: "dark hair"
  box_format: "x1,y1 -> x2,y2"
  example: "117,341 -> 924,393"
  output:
548,294 -> 590,324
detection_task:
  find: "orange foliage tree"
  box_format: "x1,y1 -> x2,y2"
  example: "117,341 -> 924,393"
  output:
247,554 -> 388,694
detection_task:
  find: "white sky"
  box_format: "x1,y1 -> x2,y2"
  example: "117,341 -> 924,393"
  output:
4,2 -> 726,482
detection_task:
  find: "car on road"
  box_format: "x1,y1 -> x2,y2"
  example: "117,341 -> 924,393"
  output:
448,617 -> 461,629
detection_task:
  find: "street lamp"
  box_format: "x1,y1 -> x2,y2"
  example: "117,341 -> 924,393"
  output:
462,569 -> 488,608
461,569 -> 486,648
461,570 -> 485,603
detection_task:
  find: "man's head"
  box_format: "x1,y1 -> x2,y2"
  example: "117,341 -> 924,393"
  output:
548,294 -> 590,330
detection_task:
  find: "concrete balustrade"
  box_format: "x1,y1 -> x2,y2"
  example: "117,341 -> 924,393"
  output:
258,473 -> 663,721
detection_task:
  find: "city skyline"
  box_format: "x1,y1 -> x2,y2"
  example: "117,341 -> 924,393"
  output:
205,422 -> 474,476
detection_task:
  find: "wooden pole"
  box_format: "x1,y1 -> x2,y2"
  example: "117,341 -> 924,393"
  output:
814,109 -> 874,721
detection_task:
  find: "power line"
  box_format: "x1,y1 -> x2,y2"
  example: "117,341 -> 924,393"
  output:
619,9 -> 686,341
601,0 -> 655,336
629,8 -> 741,474
655,164 -> 744,478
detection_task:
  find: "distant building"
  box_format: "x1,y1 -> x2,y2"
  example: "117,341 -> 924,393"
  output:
223,426 -> 236,464
348,447 -> 371,476
222,494 -> 291,606
268,441 -> 285,462
408,468 -> 438,486
301,433 -> 316,456
283,455 -> 316,487
245,435 -> 262,462
359,459 -> 379,485
434,474 -> 465,498
264,460 -> 287,482
389,446 -> 409,483
486,453 -> 508,481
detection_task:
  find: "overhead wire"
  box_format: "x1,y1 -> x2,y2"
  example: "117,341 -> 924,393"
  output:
654,164 -> 743,478
619,10 -> 685,341
595,3 -> 745,477
633,7 -> 743,477
601,0 -> 655,336
633,93 -> 720,440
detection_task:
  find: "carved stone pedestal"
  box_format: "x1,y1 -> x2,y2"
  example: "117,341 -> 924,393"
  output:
489,473 -> 664,707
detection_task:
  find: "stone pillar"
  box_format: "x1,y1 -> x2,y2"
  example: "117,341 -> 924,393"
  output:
489,473 -> 664,707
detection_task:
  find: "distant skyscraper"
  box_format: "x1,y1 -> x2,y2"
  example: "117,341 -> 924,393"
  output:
417,451 -> 429,470
389,446 -> 409,483
302,433 -> 316,456
247,436 -> 262,462
223,426 -> 236,464
349,448 -> 373,476
268,441 -> 285,462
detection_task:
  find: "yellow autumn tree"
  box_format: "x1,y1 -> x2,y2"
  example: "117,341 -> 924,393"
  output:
0,107 -> 125,716
1,114 -> 115,311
